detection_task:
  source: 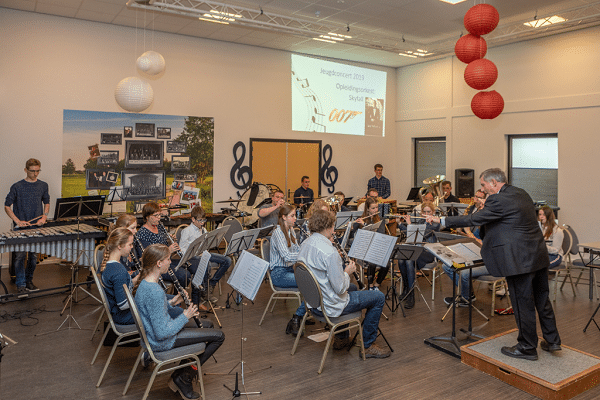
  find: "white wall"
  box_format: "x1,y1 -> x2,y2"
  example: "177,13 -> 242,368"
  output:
0,8 -> 397,232
396,26 -> 600,243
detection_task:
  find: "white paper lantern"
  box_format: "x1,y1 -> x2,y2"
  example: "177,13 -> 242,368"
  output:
136,51 -> 166,75
115,77 -> 154,112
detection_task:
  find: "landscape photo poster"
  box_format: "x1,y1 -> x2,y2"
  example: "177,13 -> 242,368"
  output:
62,110 -> 215,212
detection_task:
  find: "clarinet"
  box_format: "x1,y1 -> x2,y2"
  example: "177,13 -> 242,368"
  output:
133,234 -> 169,292
165,268 -> 203,328
158,222 -> 191,270
296,222 -> 365,290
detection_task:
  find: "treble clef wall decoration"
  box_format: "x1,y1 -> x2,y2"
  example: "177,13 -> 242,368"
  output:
230,141 -> 252,197
320,144 -> 338,194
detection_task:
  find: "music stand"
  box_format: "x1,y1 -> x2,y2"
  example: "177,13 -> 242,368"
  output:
335,211 -> 362,230
405,224 -> 426,244
390,244 -> 424,316
106,186 -> 126,217
213,250 -> 271,398
439,203 -> 468,217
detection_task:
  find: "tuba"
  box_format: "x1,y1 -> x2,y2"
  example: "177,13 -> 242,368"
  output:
325,194 -> 343,212
418,175 -> 445,207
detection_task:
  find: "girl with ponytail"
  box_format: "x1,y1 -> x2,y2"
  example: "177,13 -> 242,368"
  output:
134,244 -> 225,400
269,204 -> 308,336
98,227 -> 136,325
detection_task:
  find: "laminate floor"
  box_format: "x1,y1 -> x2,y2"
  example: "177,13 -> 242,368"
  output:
2,261 -> 600,400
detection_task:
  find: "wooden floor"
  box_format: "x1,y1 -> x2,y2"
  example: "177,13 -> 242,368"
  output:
2,261 -> 600,400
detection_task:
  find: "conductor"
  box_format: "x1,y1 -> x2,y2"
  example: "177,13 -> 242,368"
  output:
428,168 -> 561,361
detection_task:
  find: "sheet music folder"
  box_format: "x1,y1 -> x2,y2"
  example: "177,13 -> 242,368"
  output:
348,229 -> 397,267
227,250 -> 269,301
225,227 -> 261,256
424,238 -> 483,269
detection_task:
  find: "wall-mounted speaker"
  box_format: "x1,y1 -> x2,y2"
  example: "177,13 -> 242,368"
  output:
455,168 -> 475,198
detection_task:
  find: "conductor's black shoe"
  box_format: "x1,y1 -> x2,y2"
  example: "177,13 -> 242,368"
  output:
26,281 -> 39,291
501,345 -> 538,361
540,340 -> 562,352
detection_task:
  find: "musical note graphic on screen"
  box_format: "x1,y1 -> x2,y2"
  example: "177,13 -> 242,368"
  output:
292,69 -> 326,133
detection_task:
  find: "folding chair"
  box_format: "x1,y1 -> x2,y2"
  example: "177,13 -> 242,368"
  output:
91,244 -> 106,340
291,262 -> 365,374
122,284 -> 205,400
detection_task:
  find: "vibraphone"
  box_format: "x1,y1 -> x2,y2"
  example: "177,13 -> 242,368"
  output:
0,224 -> 106,264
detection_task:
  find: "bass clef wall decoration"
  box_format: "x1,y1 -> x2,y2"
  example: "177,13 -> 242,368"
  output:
230,141 -> 252,197
320,144 -> 338,194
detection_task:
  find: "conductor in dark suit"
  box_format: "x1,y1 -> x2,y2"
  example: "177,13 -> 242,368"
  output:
428,168 -> 561,361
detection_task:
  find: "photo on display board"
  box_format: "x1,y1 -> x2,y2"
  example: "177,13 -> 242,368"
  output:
173,172 -> 197,182
172,180 -> 184,191
157,127 -> 171,139
166,140 -> 187,153
124,126 -> 133,138
100,133 -> 122,145
121,170 -> 166,201
135,123 -> 155,137
97,150 -> 119,166
181,186 -> 200,204
125,140 -> 164,168
86,169 -> 115,190
171,155 -> 191,171
106,171 -> 118,183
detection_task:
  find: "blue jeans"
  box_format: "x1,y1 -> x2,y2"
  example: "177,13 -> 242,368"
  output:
203,253 -> 232,288
398,250 -> 435,290
442,263 -> 489,299
270,266 -> 306,316
549,254 -> 563,269
14,251 -> 37,288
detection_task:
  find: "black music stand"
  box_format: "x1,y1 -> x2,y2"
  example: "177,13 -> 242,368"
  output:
391,245 -> 424,316
439,203 -> 468,217
209,251 -> 271,398
38,196 -> 104,336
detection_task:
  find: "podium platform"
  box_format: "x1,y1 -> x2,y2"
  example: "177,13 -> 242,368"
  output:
461,329 -> 600,400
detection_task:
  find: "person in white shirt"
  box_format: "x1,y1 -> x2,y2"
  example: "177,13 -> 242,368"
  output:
538,206 -> 564,269
179,206 -> 232,304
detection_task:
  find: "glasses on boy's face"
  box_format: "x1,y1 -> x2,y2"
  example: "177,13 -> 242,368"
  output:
197,219 -> 207,224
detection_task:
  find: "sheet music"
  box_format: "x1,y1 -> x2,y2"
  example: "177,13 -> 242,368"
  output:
348,229 -> 373,260
447,242 -> 482,262
423,242 -> 467,267
191,251 -> 212,289
406,224 -> 426,244
225,228 -> 261,256
335,211 -> 362,230
227,250 -> 269,301
348,229 -> 396,267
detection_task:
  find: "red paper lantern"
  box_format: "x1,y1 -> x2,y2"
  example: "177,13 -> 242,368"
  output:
464,59 -> 498,90
464,4 -> 499,36
471,90 -> 504,119
454,34 -> 487,64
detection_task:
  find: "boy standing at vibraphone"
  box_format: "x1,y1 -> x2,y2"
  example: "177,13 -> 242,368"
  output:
4,158 -> 50,293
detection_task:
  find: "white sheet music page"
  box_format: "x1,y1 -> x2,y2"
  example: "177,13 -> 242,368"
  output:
191,251 -> 212,289
446,242 -> 482,262
364,232 -> 397,267
348,229 -> 374,260
423,242 -> 467,267
226,250 -> 269,301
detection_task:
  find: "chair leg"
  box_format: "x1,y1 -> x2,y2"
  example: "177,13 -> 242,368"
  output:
97,335 -> 127,387
123,349 -> 143,395
318,332 -> 335,374
91,308 -> 105,341
195,358 -> 205,400
291,313 -> 308,355
259,294 -> 275,326
142,363 -> 162,400
91,323 -> 111,365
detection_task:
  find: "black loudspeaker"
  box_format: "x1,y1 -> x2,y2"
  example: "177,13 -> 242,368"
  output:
455,169 -> 475,198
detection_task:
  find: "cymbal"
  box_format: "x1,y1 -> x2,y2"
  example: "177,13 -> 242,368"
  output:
296,195 -> 314,199
214,198 -> 238,203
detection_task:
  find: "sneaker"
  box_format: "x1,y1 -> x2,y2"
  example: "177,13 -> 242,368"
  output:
361,343 -> 391,359
333,337 -> 352,350
17,287 -> 28,294
495,287 -> 506,297
26,282 -> 39,291
369,286 -> 381,292
443,296 -> 471,307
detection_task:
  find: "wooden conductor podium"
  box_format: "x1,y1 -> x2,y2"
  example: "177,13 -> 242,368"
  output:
461,329 -> 600,400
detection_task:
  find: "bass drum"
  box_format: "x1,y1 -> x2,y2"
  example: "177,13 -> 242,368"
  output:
237,183 -> 272,227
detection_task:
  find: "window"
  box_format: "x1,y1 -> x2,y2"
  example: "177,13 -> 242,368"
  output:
508,134 -> 558,206
414,137 -> 446,187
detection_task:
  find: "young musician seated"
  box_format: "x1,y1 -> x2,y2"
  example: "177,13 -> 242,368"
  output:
396,202 -> 440,309
269,204 -> 311,336
98,228 -> 138,325
298,209 -> 390,358
134,244 -> 225,400
298,199 -> 329,244
136,202 -> 201,305
538,206 -> 564,269
179,206 -> 232,304
353,197 -> 388,291
333,191 -> 350,212
258,190 -> 286,228
112,213 -> 140,275
357,188 -> 378,212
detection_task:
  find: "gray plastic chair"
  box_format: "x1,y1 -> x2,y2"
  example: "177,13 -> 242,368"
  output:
122,284 -> 205,400
258,238 -> 302,326
291,262 -> 365,374
90,263 -> 139,388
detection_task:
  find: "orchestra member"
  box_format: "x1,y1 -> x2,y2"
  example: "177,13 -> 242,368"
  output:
98,228 -> 137,325
269,204 -> 308,336
354,197 -> 387,292
441,190 -> 489,307
293,176 -> 314,207
333,191 -> 350,212
112,214 -> 139,274
538,206 -> 564,269
4,158 -> 50,293
299,199 -> 329,243
441,180 -> 460,203
179,206 -> 232,303
298,209 -> 390,358
366,163 -> 390,199
134,244 -> 224,400
429,168 -> 561,360
136,202 -> 201,306
357,188 -> 378,212
397,202 -> 440,309
412,191 -> 434,215
258,190 -> 285,227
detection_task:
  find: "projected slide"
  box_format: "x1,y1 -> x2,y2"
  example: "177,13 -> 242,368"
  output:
291,54 -> 387,136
